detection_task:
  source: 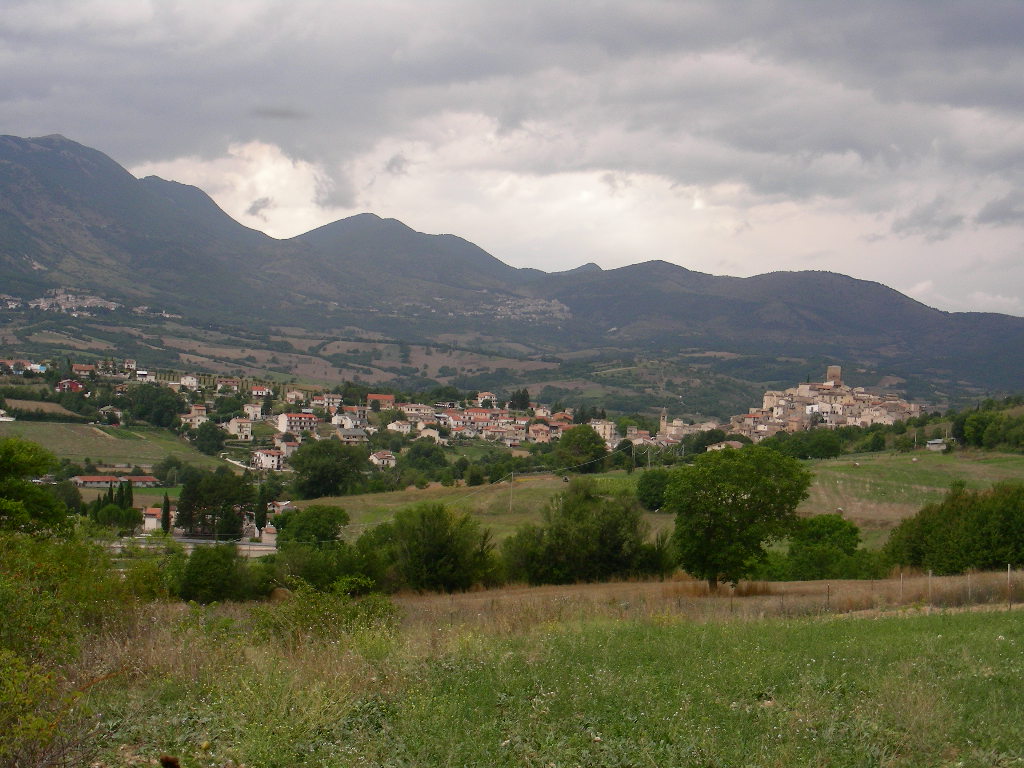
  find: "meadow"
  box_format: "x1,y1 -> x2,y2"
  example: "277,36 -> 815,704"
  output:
308,449 -> 1024,545
64,574 -> 1024,768
0,421 -> 221,468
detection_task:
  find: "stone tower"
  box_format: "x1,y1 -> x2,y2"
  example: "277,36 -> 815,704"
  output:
825,365 -> 842,384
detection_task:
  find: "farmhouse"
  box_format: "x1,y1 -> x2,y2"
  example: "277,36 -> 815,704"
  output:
369,450 -> 397,469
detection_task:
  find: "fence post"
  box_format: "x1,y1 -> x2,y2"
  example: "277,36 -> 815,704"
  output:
928,569 -> 932,609
1009,564 -> 1013,611
967,571 -> 971,604
826,582 -> 830,613
900,570 -> 904,603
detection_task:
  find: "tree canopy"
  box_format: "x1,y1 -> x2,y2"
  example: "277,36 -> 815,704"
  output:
502,478 -> 668,584
0,437 -> 67,534
666,445 -> 811,589
289,440 -> 367,499
553,425 -> 607,473
275,504 -> 350,547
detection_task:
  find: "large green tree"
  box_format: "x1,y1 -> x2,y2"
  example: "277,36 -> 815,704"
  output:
174,468 -> 253,539
289,440 -> 367,499
193,421 -> 226,456
389,503 -> 496,592
553,425 -> 608,473
275,504 -> 350,547
0,437 -> 67,534
503,478 -> 663,584
666,445 -> 811,589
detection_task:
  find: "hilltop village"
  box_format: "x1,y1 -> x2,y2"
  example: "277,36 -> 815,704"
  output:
1,354 -> 923,476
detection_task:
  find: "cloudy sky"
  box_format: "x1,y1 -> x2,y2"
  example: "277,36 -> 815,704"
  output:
4,1 -> 1024,315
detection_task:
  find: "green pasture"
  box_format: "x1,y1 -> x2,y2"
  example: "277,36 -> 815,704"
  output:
0,421 -> 222,468
84,603 -> 1024,767
309,449 -> 1024,546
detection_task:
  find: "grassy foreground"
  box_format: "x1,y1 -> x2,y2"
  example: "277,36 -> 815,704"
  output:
74,592 -> 1024,767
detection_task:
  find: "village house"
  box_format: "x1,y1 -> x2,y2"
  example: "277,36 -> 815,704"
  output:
55,379 -> 85,393
335,427 -> 369,445
367,393 -> 396,410
226,417 -> 253,441
216,378 -> 241,392
417,426 -> 446,444
252,449 -> 284,471
135,370 -> 154,382
277,412 -> 319,434
179,374 -> 200,389
141,506 -> 169,532
387,420 -> 413,435
707,440 -> 746,451
251,385 -> 274,398
399,402 -> 436,420
589,418 -> 621,448
98,405 -> 123,422
369,450 -> 397,469
71,363 -> 96,376
285,389 -> 307,405
243,402 -> 263,420
180,404 -> 209,429
528,422 -> 552,443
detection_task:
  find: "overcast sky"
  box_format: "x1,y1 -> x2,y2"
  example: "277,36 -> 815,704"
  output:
4,1 -> 1024,315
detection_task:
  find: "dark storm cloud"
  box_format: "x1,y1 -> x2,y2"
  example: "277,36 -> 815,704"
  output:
3,1 -> 1024,311
246,197 -> 274,217
891,197 -> 966,242
977,192 -> 1024,227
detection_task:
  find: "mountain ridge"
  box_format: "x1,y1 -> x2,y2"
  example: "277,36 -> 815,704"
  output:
2,133 -> 1023,397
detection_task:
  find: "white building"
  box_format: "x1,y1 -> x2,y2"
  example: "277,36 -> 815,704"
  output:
277,412 -> 319,434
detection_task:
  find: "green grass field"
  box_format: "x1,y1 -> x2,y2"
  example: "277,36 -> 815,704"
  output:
305,471 -> 674,541
78,597 -> 1024,767
0,421 -> 223,469
305,449 -> 1024,546
803,449 -> 1024,540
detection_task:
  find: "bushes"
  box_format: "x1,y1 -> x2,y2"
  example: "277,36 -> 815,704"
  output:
177,544 -> 269,603
249,581 -> 397,644
503,478 -> 673,585
885,481 -> 1024,574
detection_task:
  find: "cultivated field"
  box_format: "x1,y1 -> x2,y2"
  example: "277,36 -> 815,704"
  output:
0,422 -> 222,468
803,449 -> 1024,543
3,398 -> 80,416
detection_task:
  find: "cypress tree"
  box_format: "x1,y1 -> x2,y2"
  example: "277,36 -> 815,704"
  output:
161,492 -> 171,534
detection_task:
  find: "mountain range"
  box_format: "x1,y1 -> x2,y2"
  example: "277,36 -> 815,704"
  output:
2,133 -> 1022,405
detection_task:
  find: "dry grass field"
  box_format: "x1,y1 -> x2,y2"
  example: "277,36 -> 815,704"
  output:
394,569 -> 1024,635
